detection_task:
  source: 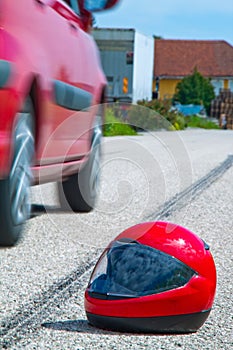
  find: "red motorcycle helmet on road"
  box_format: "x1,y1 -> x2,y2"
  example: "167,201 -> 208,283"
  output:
85,221 -> 217,333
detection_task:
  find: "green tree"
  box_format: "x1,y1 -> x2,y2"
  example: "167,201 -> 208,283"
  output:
173,69 -> 215,114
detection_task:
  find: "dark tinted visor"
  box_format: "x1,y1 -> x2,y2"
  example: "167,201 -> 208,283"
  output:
88,240 -> 196,300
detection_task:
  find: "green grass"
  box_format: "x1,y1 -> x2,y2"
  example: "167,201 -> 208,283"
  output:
103,108 -> 137,136
186,115 -> 220,129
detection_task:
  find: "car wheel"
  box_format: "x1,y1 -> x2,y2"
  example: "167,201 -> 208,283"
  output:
0,98 -> 35,246
58,116 -> 102,212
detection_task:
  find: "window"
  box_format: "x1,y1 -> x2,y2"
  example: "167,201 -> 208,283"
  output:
70,0 -> 80,14
107,76 -> 114,82
61,0 -> 80,15
126,51 -> 133,65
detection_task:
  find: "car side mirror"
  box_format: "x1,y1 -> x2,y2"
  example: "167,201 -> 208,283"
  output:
83,0 -> 119,12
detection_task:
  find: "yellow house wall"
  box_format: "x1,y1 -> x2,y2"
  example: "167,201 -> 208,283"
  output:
155,78 -> 230,101
159,79 -> 181,100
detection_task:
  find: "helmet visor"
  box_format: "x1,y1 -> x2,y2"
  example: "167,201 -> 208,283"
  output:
88,240 -> 196,300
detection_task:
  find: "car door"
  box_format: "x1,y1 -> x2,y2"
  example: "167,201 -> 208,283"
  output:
37,0 -> 95,166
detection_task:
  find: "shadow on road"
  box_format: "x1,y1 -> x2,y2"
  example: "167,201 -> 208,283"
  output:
30,204 -> 88,218
41,319 -> 180,337
41,319 -> 113,335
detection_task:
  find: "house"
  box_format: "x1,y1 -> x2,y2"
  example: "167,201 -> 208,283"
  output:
153,39 -> 233,100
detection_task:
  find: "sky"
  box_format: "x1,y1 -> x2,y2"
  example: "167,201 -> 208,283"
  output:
95,0 -> 233,45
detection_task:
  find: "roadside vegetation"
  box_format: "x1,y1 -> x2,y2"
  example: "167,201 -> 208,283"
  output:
103,107 -> 137,136
185,115 -> 219,129
104,92 -> 219,137
135,99 -> 186,131
104,99 -> 186,137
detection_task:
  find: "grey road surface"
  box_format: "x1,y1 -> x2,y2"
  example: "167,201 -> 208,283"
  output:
1,129 -> 233,349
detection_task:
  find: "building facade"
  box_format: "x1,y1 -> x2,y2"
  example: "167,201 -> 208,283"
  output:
154,39 -> 233,100
93,28 -> 154,103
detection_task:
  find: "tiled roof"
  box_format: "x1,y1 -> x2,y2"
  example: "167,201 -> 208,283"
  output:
154,40 -> 233,78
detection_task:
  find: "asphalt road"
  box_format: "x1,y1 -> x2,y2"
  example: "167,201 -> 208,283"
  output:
1,129 -> 233,349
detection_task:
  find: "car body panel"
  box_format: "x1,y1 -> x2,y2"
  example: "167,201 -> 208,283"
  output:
0,0 -> 107,181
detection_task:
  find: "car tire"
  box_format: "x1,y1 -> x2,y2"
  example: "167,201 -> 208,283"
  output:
0,97 -> 35,246
58,116 -> 102,212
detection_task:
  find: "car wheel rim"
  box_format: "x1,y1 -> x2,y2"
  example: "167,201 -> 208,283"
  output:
89,117 -> 102,199
89,146 -> 101,198
10,112 -> 34,226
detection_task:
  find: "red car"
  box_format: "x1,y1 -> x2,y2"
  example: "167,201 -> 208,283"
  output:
0,0 -> 119,246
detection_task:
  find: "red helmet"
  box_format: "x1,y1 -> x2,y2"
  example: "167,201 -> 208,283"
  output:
85,222 -> 217,333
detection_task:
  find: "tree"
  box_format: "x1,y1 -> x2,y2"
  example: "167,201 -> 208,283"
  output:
173,69 -> 215,114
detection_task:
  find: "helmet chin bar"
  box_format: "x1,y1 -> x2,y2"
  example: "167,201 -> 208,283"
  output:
86,309 -> 212,334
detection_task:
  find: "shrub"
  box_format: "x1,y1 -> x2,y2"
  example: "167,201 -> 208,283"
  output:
129,99 -> 186,131
173,69 -> 215,115
103,108 -> 137,136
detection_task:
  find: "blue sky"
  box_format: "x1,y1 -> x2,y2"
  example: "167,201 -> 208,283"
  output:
95,0 -> 233,45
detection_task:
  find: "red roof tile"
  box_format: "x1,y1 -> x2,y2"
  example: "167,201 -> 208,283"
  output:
154,40 -> 233,78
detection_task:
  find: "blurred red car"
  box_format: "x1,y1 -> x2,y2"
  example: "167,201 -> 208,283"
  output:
0,0 -> 119,246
